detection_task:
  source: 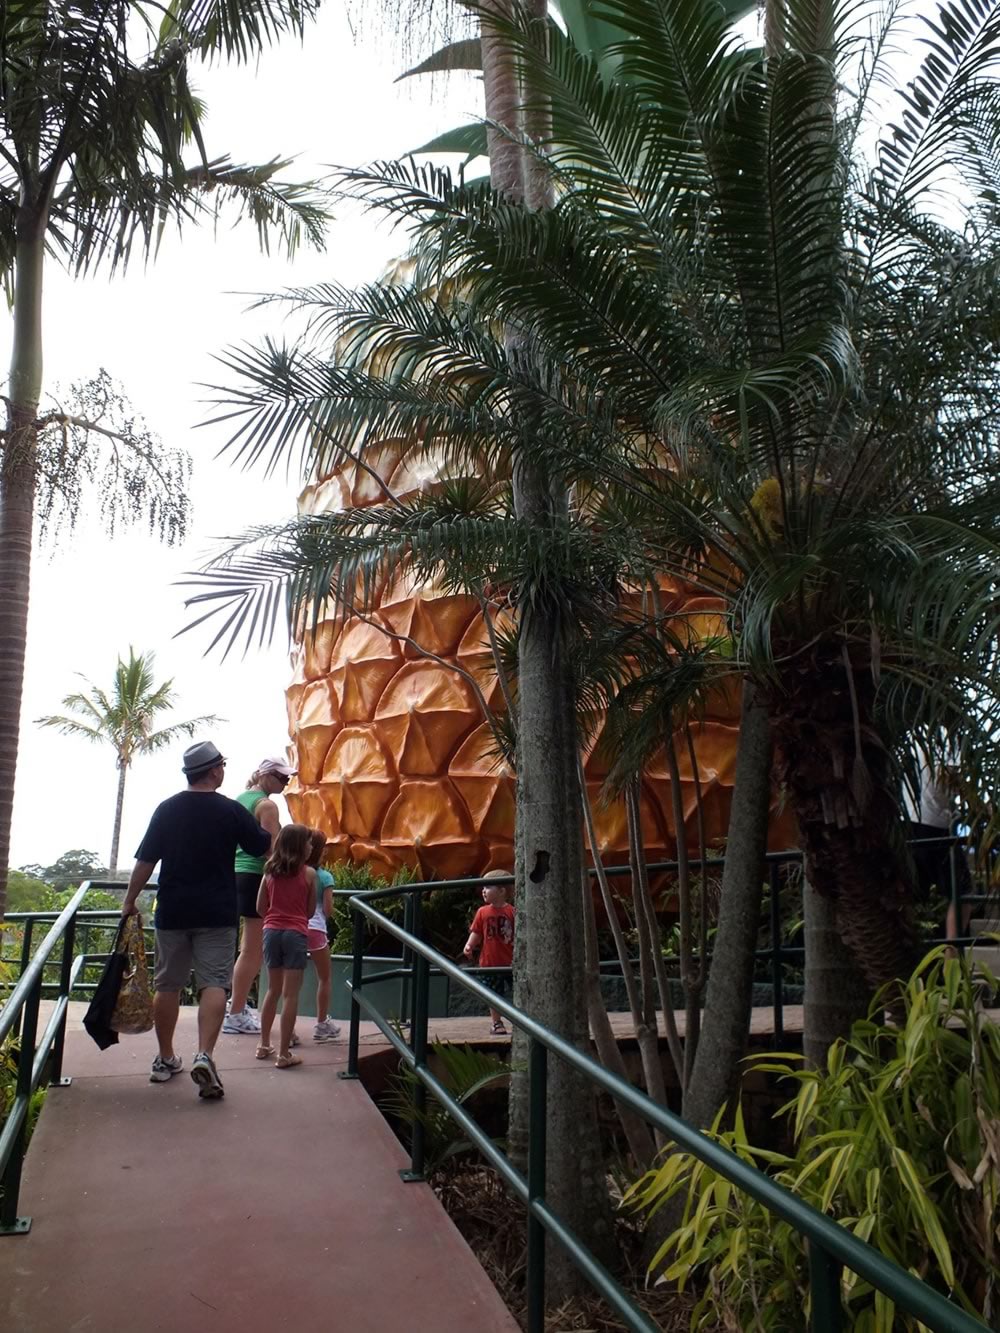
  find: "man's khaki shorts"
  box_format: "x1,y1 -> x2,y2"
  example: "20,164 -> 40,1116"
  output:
154,927 -> 237,994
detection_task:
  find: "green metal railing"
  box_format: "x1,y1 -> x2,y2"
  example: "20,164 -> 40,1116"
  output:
0,883 -> 92,1235
342,882 -> 988,1333
335,834 -> 990,1044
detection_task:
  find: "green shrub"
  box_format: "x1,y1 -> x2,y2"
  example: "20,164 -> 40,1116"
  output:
327,860 -> 416,954
628,948 -> 1000,1330
382,1040 -> 510,1174
327,860 -> 473,958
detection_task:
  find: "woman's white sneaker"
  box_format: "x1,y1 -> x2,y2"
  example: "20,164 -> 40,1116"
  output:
313,1018 -> 341,1042
222,1007 -> 261,1034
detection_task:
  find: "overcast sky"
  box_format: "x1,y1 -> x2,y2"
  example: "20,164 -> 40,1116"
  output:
6,3 -> 483,871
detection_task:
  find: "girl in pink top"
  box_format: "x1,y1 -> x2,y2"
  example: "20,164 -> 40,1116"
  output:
255,824 -> 316,1068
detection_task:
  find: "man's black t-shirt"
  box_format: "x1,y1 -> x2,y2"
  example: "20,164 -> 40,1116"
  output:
135,791 -> 271,930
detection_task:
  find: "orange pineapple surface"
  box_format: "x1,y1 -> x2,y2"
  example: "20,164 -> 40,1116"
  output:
285,450 -> 792,880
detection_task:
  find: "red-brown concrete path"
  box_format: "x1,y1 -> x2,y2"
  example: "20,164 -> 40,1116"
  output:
0,1009 -> 520,1333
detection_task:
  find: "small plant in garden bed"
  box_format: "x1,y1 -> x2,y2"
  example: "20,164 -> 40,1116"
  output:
433,1162 -> 711,1332
382,1040 -> 511,1174
0,1036 -> 46,1161
628,948 -> 1000,1330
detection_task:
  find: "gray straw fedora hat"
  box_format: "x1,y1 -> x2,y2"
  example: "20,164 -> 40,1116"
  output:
182,741 -> 226,775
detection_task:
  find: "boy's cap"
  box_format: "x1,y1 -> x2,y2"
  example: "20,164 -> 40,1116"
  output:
258,757 -> 297,777
483,869 -> 512,880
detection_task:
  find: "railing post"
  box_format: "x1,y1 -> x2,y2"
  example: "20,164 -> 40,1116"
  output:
808,1242 -> 842,1332
399,894 -> 414,1025
526,1037 -> 548,1333
339,906 -> 366,1081
770,860 -> 784,1045
13,920 -> 33,1042
0,973 -> 41,1234
400,949 -> 429,1182
409,890 -> 424,1035
948,829 -> 962,949
49,912 -> 77,1087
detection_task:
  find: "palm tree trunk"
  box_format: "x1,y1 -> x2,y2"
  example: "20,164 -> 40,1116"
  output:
109,762 -> 128,874
459,0 -> 619,1294
0,218 -> 46,925
803,877 -> 870,1068
482,0 -> 614,1295
482,0 -> 532,1181
682,681 -> 773,1129
512,567 -> 615,1291
772,648 -> 917,998
480,0 -> 526,201
580,863 -> 656,1169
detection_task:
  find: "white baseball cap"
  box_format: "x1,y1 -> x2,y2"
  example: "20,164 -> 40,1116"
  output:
258,756 -> 297,778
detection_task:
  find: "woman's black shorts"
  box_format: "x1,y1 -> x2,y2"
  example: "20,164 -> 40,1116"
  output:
236,871 -> 263,920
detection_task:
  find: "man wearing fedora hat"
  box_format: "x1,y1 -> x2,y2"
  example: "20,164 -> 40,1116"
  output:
121,741 -> 272,1099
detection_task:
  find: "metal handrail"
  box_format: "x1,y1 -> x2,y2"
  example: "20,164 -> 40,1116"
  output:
0,881 -> 94,1235
7,839 -> 988,1033
335,835 -> 991,1045
343,890 -> 987,1333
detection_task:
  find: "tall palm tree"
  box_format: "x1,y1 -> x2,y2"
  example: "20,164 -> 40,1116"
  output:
187,0 -> 1000,1084
37,648 -> 219,873
0,0 -> 330,920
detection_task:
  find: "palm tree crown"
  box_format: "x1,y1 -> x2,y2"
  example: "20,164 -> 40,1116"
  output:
37,648 -> 219,872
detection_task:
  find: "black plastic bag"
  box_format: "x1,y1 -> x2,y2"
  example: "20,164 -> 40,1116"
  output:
83,920 -> 128,1051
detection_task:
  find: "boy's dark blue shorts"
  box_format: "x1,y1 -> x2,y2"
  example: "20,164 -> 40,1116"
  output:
482,970 -> 511,1000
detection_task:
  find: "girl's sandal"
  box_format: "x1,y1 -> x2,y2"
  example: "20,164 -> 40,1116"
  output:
490,1021 -> 508,1036
289,1031 -> 301,1048
255,1044 -> 275,1060
275,1052 -> 303,1069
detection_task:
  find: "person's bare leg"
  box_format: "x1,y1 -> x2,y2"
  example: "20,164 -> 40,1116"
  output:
279,970 -> 304,1058
230,917 -> 264,1014
312,948 -> 331,1022
197,987 -> 227,1056
154,990 -> 180,1059
259,975 -> 282,1049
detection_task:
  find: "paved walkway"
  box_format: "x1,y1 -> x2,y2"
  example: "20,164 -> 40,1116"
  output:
0,1009 -> 519,1333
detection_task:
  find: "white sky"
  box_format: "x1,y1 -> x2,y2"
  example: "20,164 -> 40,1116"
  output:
5,3 -> 483,871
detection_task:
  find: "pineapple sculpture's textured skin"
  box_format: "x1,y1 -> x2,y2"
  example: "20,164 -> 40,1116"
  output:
283,445 -> 789,879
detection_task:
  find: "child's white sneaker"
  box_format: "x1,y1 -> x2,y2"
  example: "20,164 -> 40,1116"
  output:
313,1018 -> 341,1043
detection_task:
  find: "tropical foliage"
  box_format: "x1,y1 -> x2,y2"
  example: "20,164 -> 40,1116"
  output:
628,950 -> 1000,1330
17,850 -> 104,888
382,1039 -> 511,1176
0,0 -> 331,921
188,0 -> 1000,1020
36,648 -> 218,872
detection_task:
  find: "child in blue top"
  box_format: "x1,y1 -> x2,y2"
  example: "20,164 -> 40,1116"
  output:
306,828 -> 340,1042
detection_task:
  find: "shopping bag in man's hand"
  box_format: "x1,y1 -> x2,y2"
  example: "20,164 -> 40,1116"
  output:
83,919 -> 129,1050
110,914 -> 153,1035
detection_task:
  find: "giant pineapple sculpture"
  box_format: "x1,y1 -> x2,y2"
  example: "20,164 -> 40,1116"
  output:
283,444 -> 759,878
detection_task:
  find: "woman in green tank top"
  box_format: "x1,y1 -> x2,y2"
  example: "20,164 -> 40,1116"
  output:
224,757 -> 295,1034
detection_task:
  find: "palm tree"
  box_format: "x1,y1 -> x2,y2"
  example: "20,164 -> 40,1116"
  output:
187,0 -> 1000,1092
36,648 -> 219,873
0,0 -> 330,921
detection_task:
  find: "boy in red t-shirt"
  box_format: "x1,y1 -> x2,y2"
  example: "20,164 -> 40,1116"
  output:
463,872 -> 515,1035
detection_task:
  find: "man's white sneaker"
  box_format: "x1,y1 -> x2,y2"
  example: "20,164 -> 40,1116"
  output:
222,1008 -> 260,1035
313,1018 -> 341,1043
150,1054 -> 183,1083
